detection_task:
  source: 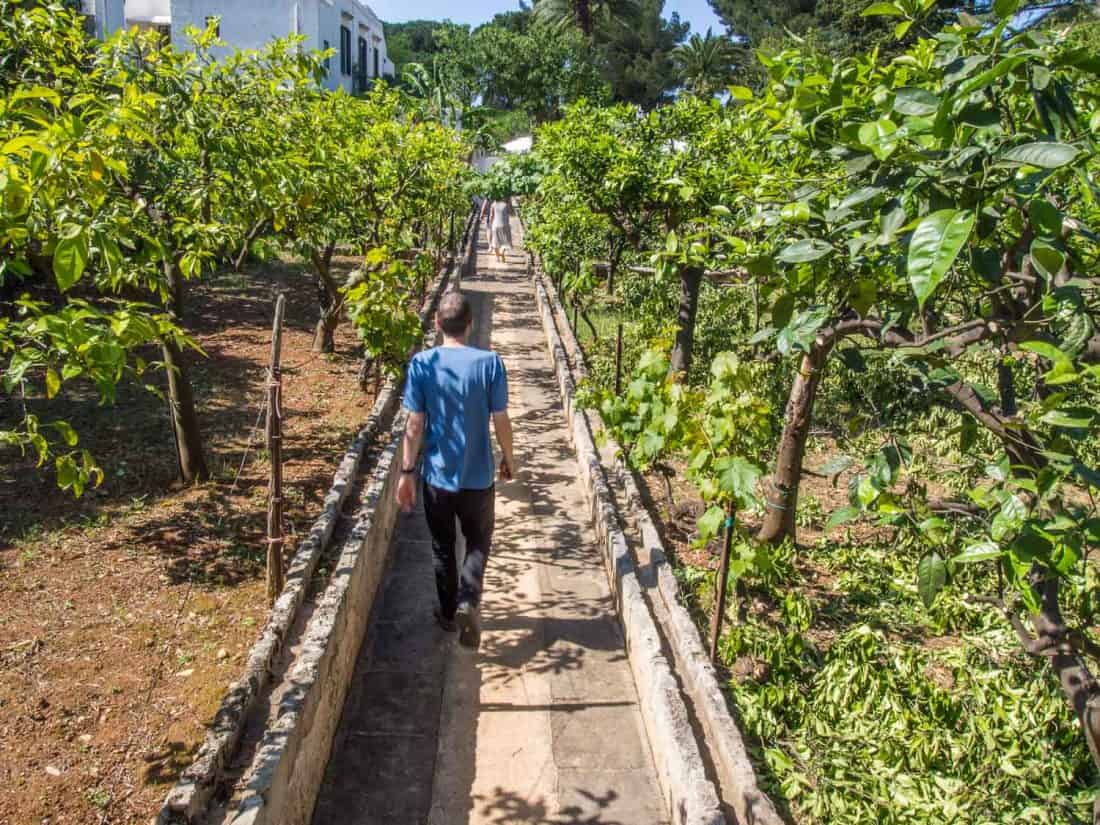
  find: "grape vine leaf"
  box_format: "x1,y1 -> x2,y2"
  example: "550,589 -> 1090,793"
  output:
716,456 -> 761,508
697,505 -> 726,541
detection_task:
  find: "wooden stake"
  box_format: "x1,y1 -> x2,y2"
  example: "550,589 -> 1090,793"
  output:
266,294 -> 286,605
615,320 -> 624,396
709,502 -> 737,664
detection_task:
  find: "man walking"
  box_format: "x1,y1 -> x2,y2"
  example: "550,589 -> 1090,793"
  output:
396,290 -> 516,650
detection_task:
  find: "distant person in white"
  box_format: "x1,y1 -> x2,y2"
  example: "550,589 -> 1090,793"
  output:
488,199 -> 512,263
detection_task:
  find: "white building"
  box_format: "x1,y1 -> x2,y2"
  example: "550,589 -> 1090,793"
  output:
81,0 -> 126,39
86,1 -> 394,93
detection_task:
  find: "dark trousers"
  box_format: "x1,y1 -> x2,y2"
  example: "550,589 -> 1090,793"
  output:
422,483 -> 495,620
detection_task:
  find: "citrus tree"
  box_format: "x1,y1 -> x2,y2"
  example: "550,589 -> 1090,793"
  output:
3,1 -> 471,491
530,0 -> 1100,811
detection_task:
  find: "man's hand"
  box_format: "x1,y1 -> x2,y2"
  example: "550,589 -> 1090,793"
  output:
396,473 -> 417,512
492,411 -> 515,483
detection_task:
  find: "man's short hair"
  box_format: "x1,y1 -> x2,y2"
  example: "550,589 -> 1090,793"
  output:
438,290 -> 472,337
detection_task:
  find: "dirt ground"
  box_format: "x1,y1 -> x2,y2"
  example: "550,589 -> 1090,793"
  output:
0,258 -> 376,825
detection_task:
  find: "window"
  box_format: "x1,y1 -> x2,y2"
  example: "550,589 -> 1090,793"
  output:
323,39 -> 331,74
357,36 -> 368,88
204,16 -> 220,37
339,26 -> 351,76
373,47 -> 379,79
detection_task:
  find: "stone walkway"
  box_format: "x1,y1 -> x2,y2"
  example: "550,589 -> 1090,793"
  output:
311,219 -> 667,825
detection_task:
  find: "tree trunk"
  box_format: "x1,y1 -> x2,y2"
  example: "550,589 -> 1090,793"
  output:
669,265 -> 703,377
311,243 -> 341,353
170,260 -> 187,319
937,376 -> 1100,806
161,335 -> 208,483
1025,573 -> 1100,823
233,219 -> 267,273
573,0 -> 593,36
997,359 -> 1017,416
757,340 -> 834,544
161,257 -> 208,483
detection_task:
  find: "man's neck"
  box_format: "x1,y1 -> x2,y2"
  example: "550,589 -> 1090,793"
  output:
441,335 -> 467,348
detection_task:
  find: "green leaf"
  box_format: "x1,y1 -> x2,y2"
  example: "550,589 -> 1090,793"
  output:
1051,541 -> 1080,574
638,429 -> 666,460
45,369 -> 60,399
957,55 -> 1027,96
917,516 -> 950,545
55,454 -> 78,491
1019,340 -> 1071,365
180,252 -> 202,279
993,0 -> 1020,18
992,495 -> 1027,541
907,209 -> 975,309
821,454 -> 854,477
862,2 -> 904,16
826,506 -> 860,529
697,505 -> 726,541
780,202 -> 811,224
850,279 -> 876,317
1041,408 -> 1094,429
52,420 -> 79,447
917,552 -> 947,608
53,231 -> 89,291
728,85 -> 753,101
857,474 -> 879,507
858,118 -> 898,161
777,239 -> 832,263
1030,240 -> 1065,280
893,88 -> 940,116
777,307 -> 829,355
1029,199 -> 1063,237
953,541 -> 1001,565
771,293 -> 795,329
840,186 -> 883,211
716,456 -> 761,508
1000,142 -> 1080,169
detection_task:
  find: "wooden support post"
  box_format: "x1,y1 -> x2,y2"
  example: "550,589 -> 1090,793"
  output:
709,502 -> 737,664
266,294 -> 286,605
615,321 -> 624,396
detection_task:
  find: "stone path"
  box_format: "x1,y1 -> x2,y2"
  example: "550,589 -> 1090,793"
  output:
311,218 -> 667,825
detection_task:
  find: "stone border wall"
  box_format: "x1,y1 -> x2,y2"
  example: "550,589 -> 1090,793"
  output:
531,273 -> 726,825
156,212 -> 475,825
220,216 -> 474,825
528,249 -> 782,825
225,404 -> 407,825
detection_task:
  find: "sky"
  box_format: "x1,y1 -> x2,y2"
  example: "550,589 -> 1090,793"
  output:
369,0 -> 727,36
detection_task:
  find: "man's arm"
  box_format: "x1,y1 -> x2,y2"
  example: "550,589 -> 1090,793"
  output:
396,411 -> 425,512
493,411 -> 516,481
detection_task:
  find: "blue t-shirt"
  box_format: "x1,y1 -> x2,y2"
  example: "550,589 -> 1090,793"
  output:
402,345 -> 509,491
